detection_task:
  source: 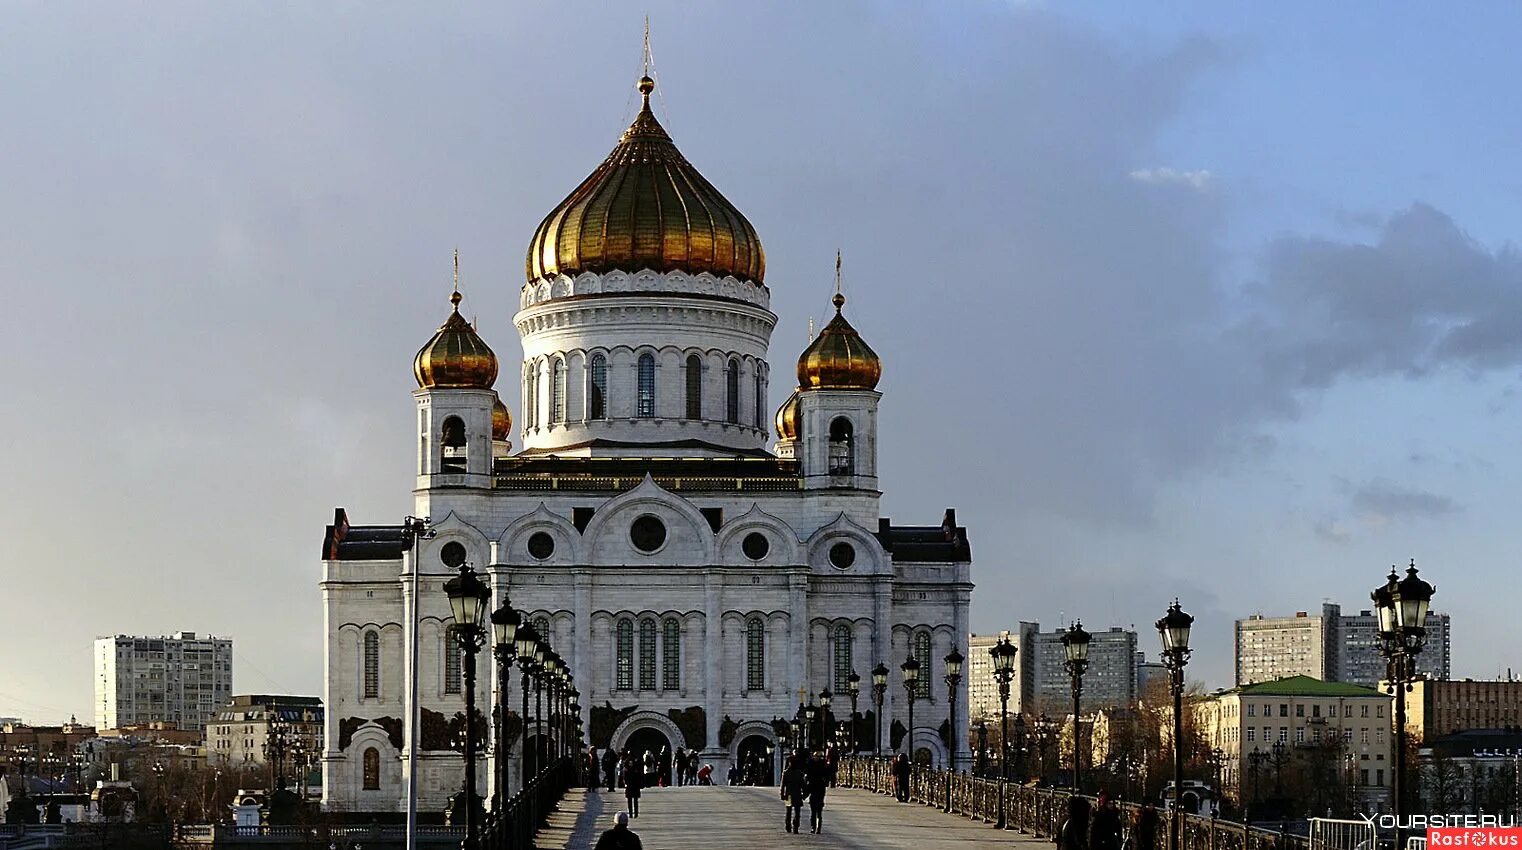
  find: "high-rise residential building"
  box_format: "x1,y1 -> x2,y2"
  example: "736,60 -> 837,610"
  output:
1234,604 -> 1451,687
94,633 -> 233,733
1134,652 -> 1168,696
1399,679 -> 1522,743
1031,625 -> 1137,713
968,624 -> 1038,720
206,695 -> 323,768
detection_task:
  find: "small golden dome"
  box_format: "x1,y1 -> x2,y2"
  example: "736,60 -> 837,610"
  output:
526,75 -> 765,285
492,395 -> 512,441
413,291 -> 499,389
775,389 -> 801,440
796,293 -> 881,390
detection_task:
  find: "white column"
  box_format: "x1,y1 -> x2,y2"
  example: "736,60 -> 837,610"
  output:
953,596 -> 972,766
790,571 -> 808,711
875,576 -> 893,753
704,573 -> 722,752
575,571 -> 592,751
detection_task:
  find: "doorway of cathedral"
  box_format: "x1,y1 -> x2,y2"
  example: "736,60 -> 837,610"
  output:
624,728 -> 672,786
736,735 -> 774,786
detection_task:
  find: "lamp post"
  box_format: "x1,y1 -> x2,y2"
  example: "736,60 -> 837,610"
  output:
820,688 -> 834,751
804,702 -> 818,753
1062,621 -> 1091,792
944,650 -> 964,774
1014,713 -> 1028,781
1156,599 -> 1194,850
1373,560 -> 1435,843
871,663 -> 889,758
489,601 -> 520,808
444,562 -> 490,850
901,658 -> 921,759
264,718 -> 292,791
975,720 -> 988,777
532,639 -> 548,771
400,514 -> 436,850
989,637 -> 1018,782
513,622 -> 539,785
847,672 -> 862,754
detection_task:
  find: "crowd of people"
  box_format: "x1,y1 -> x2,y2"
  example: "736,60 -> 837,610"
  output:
1055,791 -> 1162,850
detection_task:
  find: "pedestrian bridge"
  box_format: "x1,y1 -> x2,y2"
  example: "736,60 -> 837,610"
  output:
535,785 -> 1043,849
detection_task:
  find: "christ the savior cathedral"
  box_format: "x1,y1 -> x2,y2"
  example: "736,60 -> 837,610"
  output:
319,74 -> 973,814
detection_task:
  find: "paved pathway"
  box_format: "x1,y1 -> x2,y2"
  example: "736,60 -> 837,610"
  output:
537,784 -> 1047,849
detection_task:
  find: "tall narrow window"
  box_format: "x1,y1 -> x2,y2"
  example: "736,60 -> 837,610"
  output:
639,619 -> 657,690
525,363 -> 538,429
833,623 -> 853,692
533,617 -> 549,643
362,747 -> 380,790
588,355 -> 607,420
754,369 -> 764,429
662,618 -> 681,690
443,626 -> 461,695
746,618 -> 766,691
828,417 -> 855,475
616,619 -> 634,690
637,354 -> 656,418
725,359 -> 740,423
913,631 -> 932,698
550,358 -> 566,424
362,631 -> 379,699
685,354 -> 702,420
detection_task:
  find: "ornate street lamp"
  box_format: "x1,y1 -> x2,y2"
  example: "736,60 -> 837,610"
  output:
1156,599 -> 1194,850
871,663 -> 889,757
847,671 -> 862,753
1374,560 -> 1435,842
804,702 -> 818,753
1062,621 -> 1091,792
943,649 -> 964,774
989,637 -> 1018,782
820,688 -> 833,749
513,622 -> 539,785
443,562 -> 490,850
901,657 -> 921,759
489,600 -> 519,808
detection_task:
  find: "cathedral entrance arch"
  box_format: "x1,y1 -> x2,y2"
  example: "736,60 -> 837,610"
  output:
736,735 -> 775,786
610,710 -> 687,786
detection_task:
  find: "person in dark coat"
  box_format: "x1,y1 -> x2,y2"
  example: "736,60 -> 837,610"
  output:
674,747 -> 687,787
1089,792 -> 1123,850
622,754 -> 644,818
892,753 -> 911,802
780,755 -> 807,833
586,747 -> 600,791
594,811 -> 643,850
806,753 -> 830,834
1057,794 -> 1091,850
825,744 -> 839,787
1133,801 -> 1160,850
602,748 -> 619,792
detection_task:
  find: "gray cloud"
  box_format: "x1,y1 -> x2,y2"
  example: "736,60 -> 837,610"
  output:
1348,478 -> 1461,522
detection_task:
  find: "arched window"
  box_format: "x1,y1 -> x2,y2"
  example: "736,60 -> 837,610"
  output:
913,631 -> 932,698
725,359 -> 740,424
362,631 -> 380,699
662,617 -> 681,690
525,363 -> 538,430
533,617 -> 550,643
638,619 -> 657,690
588,355 -> 607,420
833,623 -> 853,692
443,626 -> 461,695
754,368 -> 764,429
362,747 -> 380,790
615,619 -> 634,690
828,417 -> 855,475
746,618 -> 765,692
550,358 -> 566,424
440,415 -> 467,473
637,354 -> 656,418
685,354 -> 702,420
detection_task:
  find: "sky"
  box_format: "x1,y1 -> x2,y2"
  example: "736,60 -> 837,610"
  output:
3,2 -> 1521,723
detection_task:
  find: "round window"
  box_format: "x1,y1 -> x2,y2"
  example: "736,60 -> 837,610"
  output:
630,515 -> 667,553
828,542 -> 856,569
527,532 -> 555,561
439,541 -> 468,568
742,532 -> 770,561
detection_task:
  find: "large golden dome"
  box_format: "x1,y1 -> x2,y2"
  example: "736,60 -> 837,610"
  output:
775,389 -> 801,440
797,293 -> 881,390
526,76 -> 765,285
414,291 -> 499,389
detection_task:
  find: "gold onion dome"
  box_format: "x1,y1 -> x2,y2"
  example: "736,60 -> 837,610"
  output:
413,291 -> 499,389
775,389 -> 801,440
525,75 -> 765,285
797,293 -> 881,390
491,395 -> 512,441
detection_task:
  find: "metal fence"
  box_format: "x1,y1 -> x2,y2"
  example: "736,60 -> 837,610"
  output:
481,756 -> 575,850
1309,818 -> 1377,850
837,756 -> 1311,850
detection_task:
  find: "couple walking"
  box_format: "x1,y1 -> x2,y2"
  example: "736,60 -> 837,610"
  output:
780,752 -> 831,834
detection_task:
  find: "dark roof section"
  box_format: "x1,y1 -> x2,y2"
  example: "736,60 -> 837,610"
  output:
876,509 -> 971,563
1427,728 -> 1522,757
323,508 -> 405,561
514,439 -> 775,458
493,454 -> 800,493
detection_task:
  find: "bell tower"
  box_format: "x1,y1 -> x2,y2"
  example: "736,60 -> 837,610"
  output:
412,262 -> 501,490
788,283 -> 882,491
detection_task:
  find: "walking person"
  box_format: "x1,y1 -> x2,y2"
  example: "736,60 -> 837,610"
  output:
586,747 -> 601,792
674,746 -> 687,787
780,755 -> 806,833
825,744 -> 839,787
892,752 -> 911,802
622,752 -> 644,818
1132,801 -> 1160,850
1089,793 -> 1123,850
602,747 -> 619,792
687,750 -> 699,786
594,811 -> 643,850
806,752 -> 830,834
1057,794 -> 1091,850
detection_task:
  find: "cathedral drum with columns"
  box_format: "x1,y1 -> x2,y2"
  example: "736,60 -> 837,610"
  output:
318,74 -> 973,814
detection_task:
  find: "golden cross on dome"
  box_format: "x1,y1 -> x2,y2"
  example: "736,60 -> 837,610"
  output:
450,249 -> 462,310
643,16 -> 651,79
